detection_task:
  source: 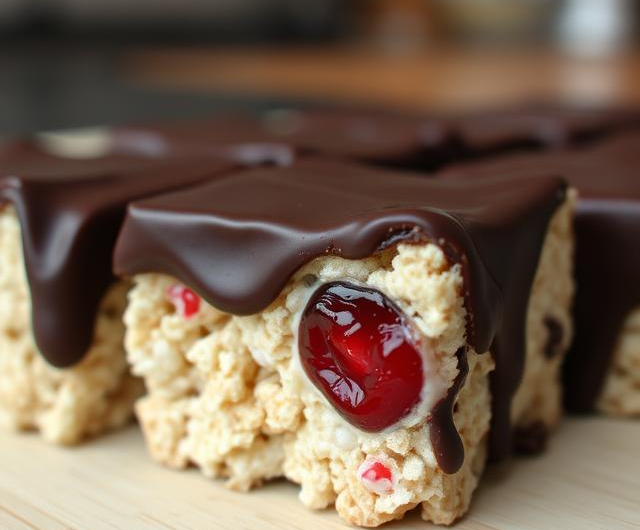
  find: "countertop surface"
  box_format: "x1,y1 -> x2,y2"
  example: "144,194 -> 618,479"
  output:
1,417 -> 638,530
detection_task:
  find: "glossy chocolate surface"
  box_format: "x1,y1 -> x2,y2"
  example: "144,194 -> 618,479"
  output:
111,111 -> 437,167
0,143 -> 237,367
451,104 -> 640,151
429,349 -> 468,473
112,105 -> 640,170
115,157 -> 566,465
111,115 -> 299,166
440,132 -> 640,411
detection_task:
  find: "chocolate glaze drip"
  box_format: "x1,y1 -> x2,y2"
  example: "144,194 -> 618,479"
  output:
0,145 -> 238,367
439,132 -> 640,412
115,157 -> 565,465
429,349 -> 469,474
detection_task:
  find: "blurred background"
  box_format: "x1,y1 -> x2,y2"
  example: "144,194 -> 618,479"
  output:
1,0 -> 639,134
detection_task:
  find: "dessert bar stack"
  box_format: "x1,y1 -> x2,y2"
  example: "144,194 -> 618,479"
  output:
0,105 -> 638,526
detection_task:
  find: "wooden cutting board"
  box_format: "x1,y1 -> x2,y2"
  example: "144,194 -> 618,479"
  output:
0,417 -> 638,529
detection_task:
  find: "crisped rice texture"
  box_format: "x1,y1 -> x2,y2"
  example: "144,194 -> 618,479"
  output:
125,195 -> 573,527
511,191 -> 575,438
0,206 -> 142,445
598,308 -> 640,416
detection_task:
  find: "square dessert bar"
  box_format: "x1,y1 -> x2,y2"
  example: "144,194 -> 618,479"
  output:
0,143 -> 238,444
114,158 -> 574,526
440,132 -> 640,417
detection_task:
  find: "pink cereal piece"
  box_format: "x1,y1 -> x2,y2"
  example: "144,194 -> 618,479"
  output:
166,284 -> 200,318
358,458 -> 394,495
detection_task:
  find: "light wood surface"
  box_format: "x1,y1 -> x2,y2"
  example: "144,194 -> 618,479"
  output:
0,417 -> 638,529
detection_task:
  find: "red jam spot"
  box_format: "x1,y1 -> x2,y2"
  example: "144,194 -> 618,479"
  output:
361,461 -> 392,482
359,459 -> 394,494
166,284 -> 200,318
298,281 -> 424,432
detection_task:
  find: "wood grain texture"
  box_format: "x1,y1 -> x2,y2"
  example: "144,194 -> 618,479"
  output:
0,417 -> 638,529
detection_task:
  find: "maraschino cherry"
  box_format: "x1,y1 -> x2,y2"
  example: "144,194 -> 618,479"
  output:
298,282 -> 424,431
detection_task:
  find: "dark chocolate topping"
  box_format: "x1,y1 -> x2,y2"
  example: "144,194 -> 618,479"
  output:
451,104 -> 640,151
429,348 -> 468,473
260,110 -> 445,165
115,157 -> 565,464
112,105 -> 640,171
0,146 -> 237,367
111,116 -> 299,167
111,111 -> 437,167
440,132 -> 640,412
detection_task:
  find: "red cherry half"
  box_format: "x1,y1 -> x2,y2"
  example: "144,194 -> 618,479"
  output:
298,281 -> 424,432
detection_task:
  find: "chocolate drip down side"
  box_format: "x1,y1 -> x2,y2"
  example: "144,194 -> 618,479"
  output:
429,348 -> 469,474
438,132 -> 640,411
114,158 -> 566,466
0,154 -> 238,367
113,105 -> 640,172
565,199 -> 640,411
1,178 -> 129,369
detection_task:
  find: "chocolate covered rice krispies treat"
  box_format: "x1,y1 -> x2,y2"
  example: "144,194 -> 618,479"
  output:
0,205 -> 139,444
440,132 -> 640,417
115,158 -> 574,526
0,143 -> 239,443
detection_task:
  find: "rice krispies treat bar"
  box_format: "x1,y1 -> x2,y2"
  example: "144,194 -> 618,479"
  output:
126,246 -> 489,526
0,137 -> 243,444
124,192 -> 573,527
438,133 -> 640,415
512,190 -> 575,445
0,206 -> 142,444
597,309 -> 640,416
